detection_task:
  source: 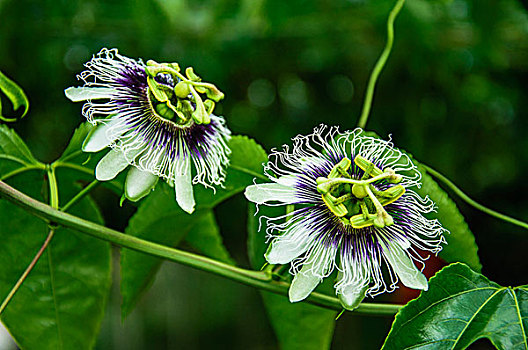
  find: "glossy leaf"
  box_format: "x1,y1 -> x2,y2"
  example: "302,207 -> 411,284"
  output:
0,70 -> 29,122
383,263 -> 528,350
248,204 -> 337,350
0,170 -> 111,350
0,124 -> 41,177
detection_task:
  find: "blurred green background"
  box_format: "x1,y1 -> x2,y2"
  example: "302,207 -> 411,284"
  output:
1,0 -> 528,348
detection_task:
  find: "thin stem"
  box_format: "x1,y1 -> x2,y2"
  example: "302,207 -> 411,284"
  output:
46,166 -> 59,209
423,164 -> 528,231
357,0 -> 406,129
0,229 -> 56,315
61,179 -> 100,212
0,165 -> 44,181
229,164 -> 268,181
53,162 -> 122,193
0,180 -> 402,316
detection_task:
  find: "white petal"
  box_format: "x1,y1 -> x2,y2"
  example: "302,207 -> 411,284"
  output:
381,240 -> 428,291
289,263 -> 321,302
83,119 -> 123,152
265,227 -> 313,264
64,87 -> 116,102
245,182 -> 298,205
95,149 -> 130,181
125,167 -> 159,202
174,158 -> 195,214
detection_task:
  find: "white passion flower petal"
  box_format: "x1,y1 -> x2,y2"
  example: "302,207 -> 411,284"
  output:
64,87 -> 116,102
125,167 -> 159,202
174,157 -> 195,214
83,118 -> 125,152
245,182 -> 299,205
381,240 -> 428,291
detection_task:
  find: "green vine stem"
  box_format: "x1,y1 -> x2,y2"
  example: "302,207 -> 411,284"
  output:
357,0 -> 406,129
0,180 -> 402,316
423,164 -> 528,231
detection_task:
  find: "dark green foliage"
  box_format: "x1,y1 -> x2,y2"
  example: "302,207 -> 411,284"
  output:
0,171 -> 111,350
383,263 -> 528,349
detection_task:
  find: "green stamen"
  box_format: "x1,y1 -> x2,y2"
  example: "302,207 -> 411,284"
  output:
145,61 -> 224,126
317,156 -> 406,229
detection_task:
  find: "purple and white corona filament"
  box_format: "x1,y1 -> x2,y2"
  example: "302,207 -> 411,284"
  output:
245,126 -> 446,309
65,48 -> 231,213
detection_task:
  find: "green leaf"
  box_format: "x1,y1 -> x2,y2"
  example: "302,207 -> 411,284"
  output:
382,263 -> 527,350
248,199 -> 337,350
0,170 -> 111,350
120,183 -> 198,318
415,162 -> 481,271
57,122 -> 94,164
0,124 -> 42,177
120,134 -> 266,317
0,70 -> 29,122
184,213 -> 234,264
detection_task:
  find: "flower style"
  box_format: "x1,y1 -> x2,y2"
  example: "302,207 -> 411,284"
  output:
245,125 -> 446,309
65,48 -> 231,213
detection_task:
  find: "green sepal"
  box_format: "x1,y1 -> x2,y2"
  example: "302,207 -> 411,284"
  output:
147,77 -> 169,102
0,70 -> 29,122
321,193 -> 348,217
155,103 -> 175,120
190,87 -> 210,124
185,67 -> 201,82
350,213 -> 378,228
376,185 -> 406,206
328,157 -> 351,178
205,85 -> 225,102
204,99 -> 215,115
354,155 -> 383,178
194,85 -> 207,94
